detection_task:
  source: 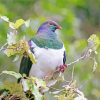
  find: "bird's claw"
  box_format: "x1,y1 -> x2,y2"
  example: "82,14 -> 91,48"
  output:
56,64 -> 67,73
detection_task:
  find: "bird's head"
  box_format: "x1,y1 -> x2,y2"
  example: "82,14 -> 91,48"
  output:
37,20 -> 62,33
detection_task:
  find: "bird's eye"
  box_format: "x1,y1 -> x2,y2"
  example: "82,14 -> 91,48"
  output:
49,23 -> 53,26
49,23 -> 56,27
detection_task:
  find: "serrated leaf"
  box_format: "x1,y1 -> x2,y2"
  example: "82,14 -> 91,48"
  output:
2,71 -> 22,79
88,34 -> 100,51
0,16 -> 9,22
15,19 -> 25,29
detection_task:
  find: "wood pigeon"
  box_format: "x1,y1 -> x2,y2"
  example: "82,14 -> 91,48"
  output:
19,20 -> 67,81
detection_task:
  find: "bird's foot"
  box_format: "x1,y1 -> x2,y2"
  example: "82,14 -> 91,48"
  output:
56,64 -> 67,73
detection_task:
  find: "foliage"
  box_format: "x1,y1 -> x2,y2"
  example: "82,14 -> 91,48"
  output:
0,15 -> 100,99
88,34 -> 100,51
0,0 -> 100,100
1,71 -> 47,100
0,81 -> 27,100
0,16 -> 36,64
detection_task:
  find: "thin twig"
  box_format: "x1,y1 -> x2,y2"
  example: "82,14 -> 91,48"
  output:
0,43 -> 7,52
67,48 -> 92,67
0,73 -> 3,76
67,55 -> 85,66
71,65 -> 75,81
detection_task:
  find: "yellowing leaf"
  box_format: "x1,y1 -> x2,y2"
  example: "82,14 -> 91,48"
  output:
19,40 -> 36,63
4,43 -> 24,57
14,19 -> 25,29
28,50 -> 37,64
4,40 -> 36,63
57,95 -> 66,100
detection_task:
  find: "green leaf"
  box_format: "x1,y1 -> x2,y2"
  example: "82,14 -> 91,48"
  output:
7,32 -> 17,45
9,22 -> 16,29
0,16 -> 9,22
12,55 -> 19,62
31,77 -> 47,88
25,19 -> 30,27
2,71 -> 22,79
32,84 -> 42,100
14,19 -> 25,29
21,77 -> 46,100
28,50 -> 37,64
30,77 -> 47,100
56,94 -> 66,100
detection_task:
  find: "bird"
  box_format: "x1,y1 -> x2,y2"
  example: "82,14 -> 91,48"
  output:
19,20 -> 67,84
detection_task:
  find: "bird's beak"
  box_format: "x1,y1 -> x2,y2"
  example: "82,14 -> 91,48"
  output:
57,25 -> 62,30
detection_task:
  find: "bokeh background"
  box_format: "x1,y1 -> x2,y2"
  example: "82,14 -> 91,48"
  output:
0,0 -> 100,100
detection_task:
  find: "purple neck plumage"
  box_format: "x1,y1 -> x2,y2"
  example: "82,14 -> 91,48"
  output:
37,22 -> 49,33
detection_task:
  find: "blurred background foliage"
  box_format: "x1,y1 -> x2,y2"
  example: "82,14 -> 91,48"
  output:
0,0 -> 100,100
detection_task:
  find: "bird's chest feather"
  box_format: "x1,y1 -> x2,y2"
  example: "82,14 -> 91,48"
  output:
29,46 -> 65,78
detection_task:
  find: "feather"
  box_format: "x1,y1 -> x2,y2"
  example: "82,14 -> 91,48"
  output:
19,21 -> 66,81
63,51 -> 66,64
19,56 -> 32,76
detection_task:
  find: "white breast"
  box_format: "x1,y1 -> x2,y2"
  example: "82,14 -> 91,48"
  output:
29,44 -> 65,79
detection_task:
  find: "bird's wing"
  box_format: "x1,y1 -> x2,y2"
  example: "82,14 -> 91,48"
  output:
63,51 -> 66,64
19,56 -> 32,76
19,39 -> 37,77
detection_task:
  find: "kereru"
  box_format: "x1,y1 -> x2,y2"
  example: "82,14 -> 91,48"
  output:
19,20 -> 67,82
